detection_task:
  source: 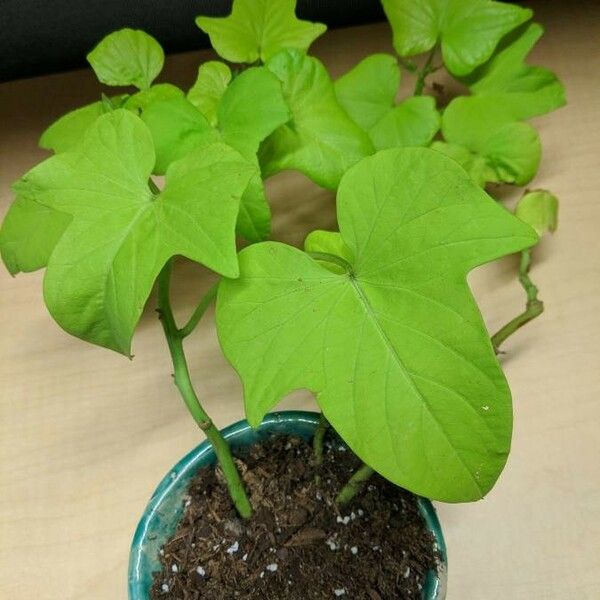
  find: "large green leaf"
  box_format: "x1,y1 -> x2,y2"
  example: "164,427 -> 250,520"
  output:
439,96 -> 541,185
334,54 -> 400,131
195,0 -> 326,64
259,49 -> 374,189
217,147 -> 537,502
13,110 -> 255,354
0,196 -> 71,275
464,23 -> 566,119
87,29 -> 164,90
335,55 -> 439,151
381,0 -> 532,76
187,61 -> 233,126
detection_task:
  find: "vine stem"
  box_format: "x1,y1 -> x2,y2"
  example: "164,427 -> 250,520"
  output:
313,413 -> 330,467
157,259 -> 252,518
413,46 -> 438,96
336,463 -> 375,506
491,249 -> 544,352
179,283 -> 219,338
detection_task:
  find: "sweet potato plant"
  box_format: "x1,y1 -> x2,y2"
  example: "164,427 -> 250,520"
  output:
0,0 -> 563,517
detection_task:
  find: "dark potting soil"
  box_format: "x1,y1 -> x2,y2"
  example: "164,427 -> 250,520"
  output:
150,434 -> 439,599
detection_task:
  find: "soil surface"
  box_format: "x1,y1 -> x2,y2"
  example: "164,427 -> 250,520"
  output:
150,434 -> 439,599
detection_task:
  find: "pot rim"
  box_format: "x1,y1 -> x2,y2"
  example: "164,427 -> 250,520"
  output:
128,410 -> 447,599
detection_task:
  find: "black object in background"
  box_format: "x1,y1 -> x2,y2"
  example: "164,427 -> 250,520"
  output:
0,0 -> 385,82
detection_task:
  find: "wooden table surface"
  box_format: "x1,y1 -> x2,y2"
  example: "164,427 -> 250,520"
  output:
1,2 -> 598,598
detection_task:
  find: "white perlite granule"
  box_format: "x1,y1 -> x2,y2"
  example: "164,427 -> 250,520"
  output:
196,566 -> 206,577
226,541 -> 239,554
266,563 -> 278,572
334,588 -> 346,596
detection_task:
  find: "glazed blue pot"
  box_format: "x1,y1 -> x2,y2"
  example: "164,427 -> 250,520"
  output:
128,411 -> 447,599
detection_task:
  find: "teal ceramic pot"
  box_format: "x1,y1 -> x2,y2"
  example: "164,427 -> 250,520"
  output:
128,411 -> 447,599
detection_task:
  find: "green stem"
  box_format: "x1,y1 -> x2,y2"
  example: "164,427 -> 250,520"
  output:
313,413 -> 330,468
179,282 -> 219,338
157,260 -> 252,518
413,47 -> 438,96
491,249 -> 544,352
336,463 -> 375,507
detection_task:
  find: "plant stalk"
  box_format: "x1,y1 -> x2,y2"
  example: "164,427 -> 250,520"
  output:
336,463 -> 374,507
157,260 -> 252,518
491,249 -> 544,352
313,413 -> 330,468
179,282 -> 219,338
413,47 -> 438,96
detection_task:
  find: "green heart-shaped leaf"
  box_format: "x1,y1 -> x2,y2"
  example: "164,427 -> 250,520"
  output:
439,96 -> 541,185
382,0 -> 532,76
260,49 -> 374,189
369,96 -> 440,150
217,147 -> 537,501
87,29 -> 164,90
196,0 -> 326,64
187,61 -> 233,126
334,54 -> 401,131
13,110 -> 256,354
335,55 -> 440,150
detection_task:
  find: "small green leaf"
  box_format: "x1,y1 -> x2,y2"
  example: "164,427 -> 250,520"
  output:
259,49 -> 374,189
218,66 -> 291,158
515,189 -> 559,236
141,96 -> 218,174
39,96 -> 127,153
304,230 -> 353,262
334,54 -> 400,131
441,96 -> 541,185
196,0 -> 326,64
217,147 -> 537,501
430,141 -> 495,187
87,28 -> 164,90
236,173 -> 272,243
124,84 -> 184,112
0,196 -> 71,275
369,96 -> 440,150
14,110 -> 255,354
464,23 -> 566,119
382,0 -> 532,76
335,56 -> 439,151
187,61 -> 232,125
141,68 -> 289,242
304,229 -> 354,273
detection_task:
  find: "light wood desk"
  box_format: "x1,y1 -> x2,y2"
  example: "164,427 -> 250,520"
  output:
1,2 -> 598,598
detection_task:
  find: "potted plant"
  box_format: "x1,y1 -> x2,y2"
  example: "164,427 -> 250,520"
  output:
0,0 -> 563,597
